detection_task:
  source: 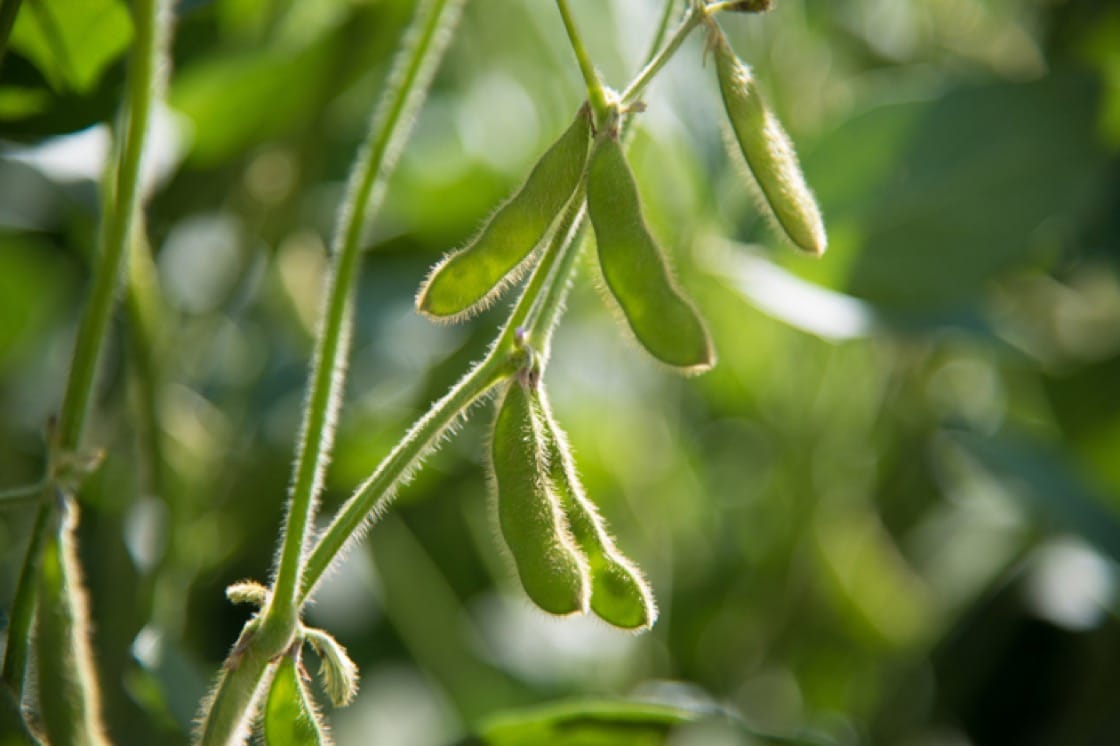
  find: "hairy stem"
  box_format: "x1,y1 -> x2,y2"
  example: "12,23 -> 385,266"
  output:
555,0 -> 610,120
298,167 -> 602,601
1,0 -> 165,698
620,1 -> 703,105
270,0 -> 466,629
297,0 -> 692,600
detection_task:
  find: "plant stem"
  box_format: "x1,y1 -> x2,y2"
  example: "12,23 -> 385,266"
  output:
298,353 -> 507,600
298,163 -> 602,601
298,0 -> 695,596
1,0 -> 164,699
554,0 -> 610,121
619,2 -> 704,106
269,0 -> 466,630
0,481 -> 47,506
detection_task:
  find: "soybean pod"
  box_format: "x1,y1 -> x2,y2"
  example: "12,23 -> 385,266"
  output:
35,500 -> 109,746
714,31 -> 827,256
263,654 -> 327,746
417,106 -> 592,321
490,381 -> 589,615
535,392 -> 657,630
586,133 -> 714,372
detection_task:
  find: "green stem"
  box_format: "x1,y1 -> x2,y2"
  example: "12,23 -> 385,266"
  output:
298,164 -> 601,600
0,481 -> 47,506
532,0 -> 683,356
619,2 -> 704,106
194,622 -> 277,746
269,0 -> 466,629
297,0 -> 693,613
0,0 -> 23,75
1,0 -> 164,700
555,0 -> 610,121
298,353 -> 507,601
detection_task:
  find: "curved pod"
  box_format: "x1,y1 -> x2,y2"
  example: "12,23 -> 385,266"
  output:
587,135 -> 714,372
714,33 -> 826,256
417,107 -> 592,320
537,392 -> 657,630
490,381 -> 589,615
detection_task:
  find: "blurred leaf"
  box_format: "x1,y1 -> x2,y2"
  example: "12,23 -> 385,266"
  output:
169,37 -> 334,166
0,87 -> 49,118
8,0 -> 132,93
471,699 -> 695,746
948,429 -> 1120,563
813,502 -> 937,648
263,656 -> 326,746
811,72 -> 1105,310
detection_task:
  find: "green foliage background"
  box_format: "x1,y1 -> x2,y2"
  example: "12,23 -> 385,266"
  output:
2,0 -> 1120,743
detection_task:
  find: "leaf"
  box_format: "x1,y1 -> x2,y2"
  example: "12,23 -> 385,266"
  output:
474,699 -> 695,746
303,627 -> 359,707
587,134 -> 714,372
834,72 -> 1107,310
264,655 -> 328,746
417,106 -> 592,320
947,429 -> 1120,564
8,0 -> 132,94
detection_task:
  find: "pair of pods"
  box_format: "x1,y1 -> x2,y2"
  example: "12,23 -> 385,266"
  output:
490,379 -> 656,630
416,104 -> 716,373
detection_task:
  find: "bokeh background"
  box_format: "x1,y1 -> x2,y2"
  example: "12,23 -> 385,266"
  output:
2,0 -> 1120,743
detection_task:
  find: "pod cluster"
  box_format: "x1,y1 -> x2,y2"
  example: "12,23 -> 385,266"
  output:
489,377 -> 657,630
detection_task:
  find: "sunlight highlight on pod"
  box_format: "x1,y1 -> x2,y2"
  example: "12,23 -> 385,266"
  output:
35,501 -> 109,746
490,380 -> 589,615
587,133 -> 715,372
417,106 -> 592,321
536,392 -> 657,630
713,31 -> 827,256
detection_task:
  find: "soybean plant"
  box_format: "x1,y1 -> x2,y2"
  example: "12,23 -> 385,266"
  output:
1,0 -> 827,743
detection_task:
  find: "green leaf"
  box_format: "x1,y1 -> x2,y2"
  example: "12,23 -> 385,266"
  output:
831,72 -> 1107,311
587,134 -> 714,372
303,627 -> 359,707
475,699 -> 695,746
9,0 -> 132,94
264,655 -> 327,746
490,380 -> 589,615
417,106 -> 592,321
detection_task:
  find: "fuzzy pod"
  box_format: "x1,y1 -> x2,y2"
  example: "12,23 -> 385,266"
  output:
535,393 -> 657,630
714,33 -> 826,256
586,134 -> 715,372
417,107 -> 592,321
490,381 -> 589,615
263,654 -> 329,746
34,503 -> 109,746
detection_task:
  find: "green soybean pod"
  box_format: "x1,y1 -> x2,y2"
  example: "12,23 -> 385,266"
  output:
264,655 -> 327,746
35,506 -> 109,746
714,32 -> 827,256
490,381 -> 589,615
586,134 -> 715,372
535,392 -> 657,631
416,107 -> 592,321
